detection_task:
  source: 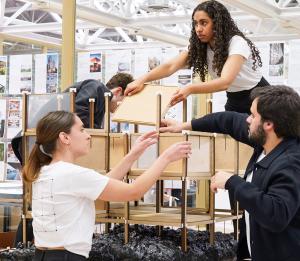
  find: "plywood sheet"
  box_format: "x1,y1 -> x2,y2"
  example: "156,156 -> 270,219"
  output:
112,84 -> 178,125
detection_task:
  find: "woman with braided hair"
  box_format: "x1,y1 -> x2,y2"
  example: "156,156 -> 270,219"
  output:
125,0 -> 269,114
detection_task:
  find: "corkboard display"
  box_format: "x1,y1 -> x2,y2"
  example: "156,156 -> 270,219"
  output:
112,84 -> 178,125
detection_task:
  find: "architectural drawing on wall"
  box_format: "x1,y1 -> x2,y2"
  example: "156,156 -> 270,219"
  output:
0,56 -> 7,93
269,43 -> 284,77
9,55 -> 32,94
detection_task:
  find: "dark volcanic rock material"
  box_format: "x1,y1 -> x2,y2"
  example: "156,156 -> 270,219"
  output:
0,226 -> 237,260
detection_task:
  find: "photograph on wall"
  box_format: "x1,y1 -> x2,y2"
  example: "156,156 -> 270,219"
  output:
269,43 -> 284,77
7,99 -> 22,139
90,53 -> 101,73
46,53 -> 59,93
0,56 -> 7,93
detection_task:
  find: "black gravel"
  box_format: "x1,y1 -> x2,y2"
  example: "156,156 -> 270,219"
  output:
0,225 -> 237,261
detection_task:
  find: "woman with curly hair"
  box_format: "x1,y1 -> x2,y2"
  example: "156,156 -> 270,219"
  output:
125,0 -> 269,114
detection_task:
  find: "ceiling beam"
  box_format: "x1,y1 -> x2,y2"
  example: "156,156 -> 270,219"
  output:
23,0 -> 188,46
0,21 -> 98,33
4,2 -> 32,26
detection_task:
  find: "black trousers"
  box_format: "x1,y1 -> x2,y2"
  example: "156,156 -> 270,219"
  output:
33,249 -> 86,261
225,76 -> 270,114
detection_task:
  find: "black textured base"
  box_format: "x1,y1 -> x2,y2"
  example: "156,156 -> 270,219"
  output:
0,225 -> 237,261
89,225 -> 237,261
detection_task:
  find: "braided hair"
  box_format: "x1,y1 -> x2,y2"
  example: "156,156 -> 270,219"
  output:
187,0 -> 262,81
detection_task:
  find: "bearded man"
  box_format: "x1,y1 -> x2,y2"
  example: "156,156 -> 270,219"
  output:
160,85 -> 300,261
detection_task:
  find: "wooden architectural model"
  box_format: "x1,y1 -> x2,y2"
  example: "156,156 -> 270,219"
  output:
22,85 -> 252,252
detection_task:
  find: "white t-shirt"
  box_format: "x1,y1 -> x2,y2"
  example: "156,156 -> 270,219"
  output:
207,35 -> 262,92
245,151 -> 266,256
32,161 -> 109,258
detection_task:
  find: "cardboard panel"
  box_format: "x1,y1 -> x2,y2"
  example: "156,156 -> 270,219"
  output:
112,84 -> 178,125
109,134 -> 128,169
215,135 -> 253,173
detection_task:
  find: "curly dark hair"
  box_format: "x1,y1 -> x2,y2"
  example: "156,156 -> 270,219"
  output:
188,0 -> 262,82
106,72 -> 134,94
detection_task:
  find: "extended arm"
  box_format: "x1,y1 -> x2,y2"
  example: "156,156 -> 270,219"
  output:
161,111 -> 254,147
170,54 -> 246,105
124,51 -> 189,96
106,131 -> 158,180
99,141 -> 192,202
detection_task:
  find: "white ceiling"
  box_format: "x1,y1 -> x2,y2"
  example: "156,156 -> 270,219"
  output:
1,0 -> 300,52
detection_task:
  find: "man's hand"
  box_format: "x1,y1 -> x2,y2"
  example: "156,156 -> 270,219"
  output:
210,171 -> 233,193
124,80 -> 145,96
160,119 -> 185,133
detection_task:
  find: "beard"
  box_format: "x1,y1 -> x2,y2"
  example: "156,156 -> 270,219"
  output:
248,123 -> 266,146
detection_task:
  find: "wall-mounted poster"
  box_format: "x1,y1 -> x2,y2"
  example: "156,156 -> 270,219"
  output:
7,99 -> 22,139
9,54 -> 32,94
77,52 -> 102,82
134,48 -> 162,85
0,56 -> 7,93
46,54 -> 59,93
35,53 -> 59,93
105,50 -> 131,83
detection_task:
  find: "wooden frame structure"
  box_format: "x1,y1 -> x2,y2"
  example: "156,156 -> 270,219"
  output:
21,86 -> 250,252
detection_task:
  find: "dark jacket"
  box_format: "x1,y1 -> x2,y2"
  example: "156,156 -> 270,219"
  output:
191,111 -> 300,261
67,79 -> 112,129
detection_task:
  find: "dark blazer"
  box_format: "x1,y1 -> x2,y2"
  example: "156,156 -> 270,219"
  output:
191,111 -> 300,261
